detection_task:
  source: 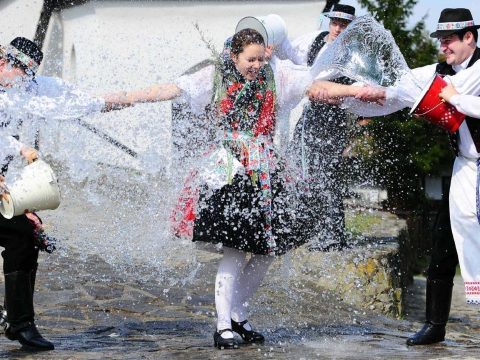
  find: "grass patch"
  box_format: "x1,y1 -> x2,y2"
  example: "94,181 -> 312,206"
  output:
346,211 -> 383,236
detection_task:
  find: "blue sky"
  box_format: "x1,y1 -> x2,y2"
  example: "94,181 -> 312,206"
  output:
331,0 -> 480,33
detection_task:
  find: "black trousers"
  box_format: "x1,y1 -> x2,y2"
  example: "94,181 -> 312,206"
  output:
427,200 -> 458,281
0,214 -> 38,274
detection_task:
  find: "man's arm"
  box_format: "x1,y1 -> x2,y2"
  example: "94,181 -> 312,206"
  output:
440,84 -> 480,119
0,174 -> 7,202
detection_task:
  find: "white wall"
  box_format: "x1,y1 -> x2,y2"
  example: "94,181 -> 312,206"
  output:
0,0 -> 43,43
45,1 -> 325,89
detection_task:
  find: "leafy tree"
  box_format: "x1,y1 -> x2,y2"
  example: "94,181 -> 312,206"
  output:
355,0 -> 452,212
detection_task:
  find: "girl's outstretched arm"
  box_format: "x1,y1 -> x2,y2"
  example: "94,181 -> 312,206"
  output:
103,83 -> 182,111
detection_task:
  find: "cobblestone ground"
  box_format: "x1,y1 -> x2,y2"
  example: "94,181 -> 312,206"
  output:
1,183 -> 479,359
0,249 -> 479,359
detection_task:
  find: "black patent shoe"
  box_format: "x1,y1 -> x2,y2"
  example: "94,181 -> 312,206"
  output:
6,322 -> 54,351
231,319 -> 265,343
213,329 -> 238,350
406,322 -> 446,346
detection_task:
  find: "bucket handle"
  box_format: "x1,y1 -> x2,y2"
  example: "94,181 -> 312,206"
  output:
415,99 -> 445,117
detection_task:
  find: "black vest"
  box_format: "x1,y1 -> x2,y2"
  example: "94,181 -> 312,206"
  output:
307,31 -> 330,67
436,47 -> 480,155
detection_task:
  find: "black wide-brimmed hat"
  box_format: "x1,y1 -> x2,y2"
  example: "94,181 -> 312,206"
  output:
430,8 -> 480,38
0,37 -> 43,76
324,4 -> 356,22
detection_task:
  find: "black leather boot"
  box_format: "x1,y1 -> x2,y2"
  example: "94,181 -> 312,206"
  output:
407,279 -> 453,346
213,329 -> 238,349
30,263 -> 38,297
4,270 -> 54,351
0,305 -> 7,332
231,319 -> 265,343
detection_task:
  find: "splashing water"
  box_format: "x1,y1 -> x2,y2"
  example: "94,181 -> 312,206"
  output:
315,15 -> 412,88
0,16 -> 389,286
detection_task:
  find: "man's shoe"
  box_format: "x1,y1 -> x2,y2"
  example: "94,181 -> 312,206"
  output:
231,319 -> 265,343
213,329 -> 238,350
6,322 -> 54,351
406,322 -> 446,346
0,307 -> 8,333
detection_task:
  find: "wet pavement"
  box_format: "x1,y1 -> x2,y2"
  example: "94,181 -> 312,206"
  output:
1,247 -> 480,359
0,179 -> 479,359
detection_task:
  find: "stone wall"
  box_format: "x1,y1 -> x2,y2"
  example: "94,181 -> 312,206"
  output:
269,210 -> 410,318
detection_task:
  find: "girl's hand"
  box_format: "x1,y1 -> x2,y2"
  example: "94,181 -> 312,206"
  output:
354,86 -> 386,105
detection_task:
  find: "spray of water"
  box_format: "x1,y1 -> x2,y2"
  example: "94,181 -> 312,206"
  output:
0,14 -> 410,291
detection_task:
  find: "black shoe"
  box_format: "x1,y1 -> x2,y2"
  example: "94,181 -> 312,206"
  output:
0,307 -> 8,333
406,322 -> 446,346
231,319 -> 265,343
213,329 -> 238,350
5,322 -> 54,351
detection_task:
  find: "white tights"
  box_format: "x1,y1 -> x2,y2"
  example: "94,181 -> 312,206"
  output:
215,247 -> 274,334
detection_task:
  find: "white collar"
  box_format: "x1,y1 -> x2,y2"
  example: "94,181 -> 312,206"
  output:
452,54 -> 473,73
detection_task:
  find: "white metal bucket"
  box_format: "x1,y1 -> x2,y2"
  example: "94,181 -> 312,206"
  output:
235,14 -> 287,47
0,160 -> 61,219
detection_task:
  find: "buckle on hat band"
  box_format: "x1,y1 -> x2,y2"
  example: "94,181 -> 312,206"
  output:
437,20 -> 475,31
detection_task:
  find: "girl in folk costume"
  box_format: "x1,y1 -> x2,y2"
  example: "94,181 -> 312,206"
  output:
105,28 -> 328,349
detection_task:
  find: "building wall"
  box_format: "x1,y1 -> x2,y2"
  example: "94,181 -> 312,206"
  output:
38,1 -> 326,171
0,0 -> 43,43
43,1 -> 325,89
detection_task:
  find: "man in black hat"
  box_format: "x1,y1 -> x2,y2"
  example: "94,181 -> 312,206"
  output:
308,7 -> 480,345
0,37 -> 55,351
413,7 -> 480,346
277,3 -> 357,250
0,37 -> 108,351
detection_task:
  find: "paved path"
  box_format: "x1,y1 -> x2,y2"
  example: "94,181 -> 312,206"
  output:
0,248 -> 479,359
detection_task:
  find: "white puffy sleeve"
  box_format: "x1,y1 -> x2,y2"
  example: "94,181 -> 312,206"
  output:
24,76 -> 105,119
445,60 -> 480,96
0,135 -> 23,163
279,31 -> 321,65
449,95 -> 480,118
174,65 -> 215,114
342,64 -> 438,117
271,57 -> 312,113
274,34 -> 312,65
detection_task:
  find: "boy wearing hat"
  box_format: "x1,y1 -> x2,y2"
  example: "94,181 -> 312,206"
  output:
276,3 -> 356,66
0,37 -> 106,351
308,7 -> 480,345
0,37 -> 55,351
277,4 -> 357,251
